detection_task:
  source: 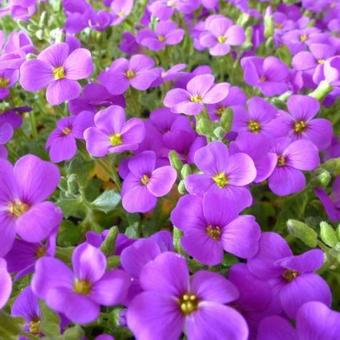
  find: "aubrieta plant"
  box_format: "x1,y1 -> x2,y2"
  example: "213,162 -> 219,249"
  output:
0,0 -> 340,339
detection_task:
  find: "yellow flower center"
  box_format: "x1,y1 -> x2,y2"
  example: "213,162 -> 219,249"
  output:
118,10 -> 125,17
275,22 -> 283,29
206,225 -> 222,240
293,120 -> 307,134
62,127 -> 72,136
300,34 -> 308,42
8,200 -> 29,218
125,69 -> 136,79
35,245 -> 47,258
282,269 -> 299,282
318,59 -> 325,64
248,120 -> 261,133
109,133 -> 122,146
29,319 -> 40,335
158,35 -> 166,42
179,293 -> 199,315
212,172 -> 228,188
73,279 -> 92,295
0,76 -> 9,88
53,66 -> 65,80
259,75 -> 267,82
140,174 -> 150,185
277,155 -> 286,167
215,106 -> 225,116
217,36 -> 227,44
190,95 -> 203,103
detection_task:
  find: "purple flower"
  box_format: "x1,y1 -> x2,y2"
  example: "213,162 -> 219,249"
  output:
0,0 -> 37,21
324,55 -> 340,87
241,56 -> 290,96
0,68 -> 18,100
69,83 -> 125,115
199,15 -> 245,56
257,301 -> 340,339
99,54 -> 161,95
11,286 -> 42,336
171,191 -> 261,265
268,139 -> 320,196
84,105 -> 145,157
276,95 -> 333,150
46,111 -> 94,163
121,151 -> 177,213
232,96 -> 282,142
127,252 -> 248,340
0,258 -> 11,309
230,137 -> 277,183
247,232 -> 332,319
32,243 -> 130,324
5,231 -> 57,279
184,141 -> 256,209
137,20 -> 184,51
20,43 -> 93,105
292,43 -> 335,85
164,74 -> 229,115
207,85 -> 246,121
110,0 -> 134,25
148,0 -> 200,20
0,155 -> 62,257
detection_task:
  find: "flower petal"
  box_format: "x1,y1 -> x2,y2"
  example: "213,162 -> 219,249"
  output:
14,154 -> 60,203
64,48 -> 93,80
148,166 -> 177,197
46,79 -> 81,106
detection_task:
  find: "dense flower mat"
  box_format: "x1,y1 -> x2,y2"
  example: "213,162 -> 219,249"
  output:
0,0 -> 340,339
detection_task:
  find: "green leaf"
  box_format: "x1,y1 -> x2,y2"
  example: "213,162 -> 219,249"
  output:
320,222 -> 338,247
320,157 -> 340,176
57,197 -> 86,219
100,226 -> 119,256
0,311 -> 25,340
39,301 -> 61,337
61,325 -> 84,340
287,219 -> 318,248
92,190 -> 121,214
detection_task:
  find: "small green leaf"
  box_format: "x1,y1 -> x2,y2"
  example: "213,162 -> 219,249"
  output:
0,311 -> 25,340
169,150 -> 183,171
320,222 -> 338,247
39,301 -> 61,337
92,190 -> 121,214
62,325 -> 84,340
100,226 -> 119,256
287,219 -> 318,248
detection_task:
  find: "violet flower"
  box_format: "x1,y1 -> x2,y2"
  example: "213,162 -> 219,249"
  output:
276,95 -> 333,150
121,151 -> 177,213
184,141 -> 256,209
164,74 -> 229,115
32,243 -> 131,324
232,96 -> 282,142
171,191 -> 261,265
0,155 -> 62,257
99,54 -> 161,95
137,20 -> 184,51
0,68 -> 18,100
268,139 -> 320,196
110,0 -> 134,26
247,232 -> 332,319
46,111 -> 94,163
258,301 -> 340,339
11,286 -> 42,336
127,252 -> 248,339
84,105 -> 145,157
0,258 -> 11,309
241,56 -> 290,96
20,42 -> 94,105
199,15 -> 245,56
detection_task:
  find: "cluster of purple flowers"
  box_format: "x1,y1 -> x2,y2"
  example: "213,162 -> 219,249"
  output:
0,0 -> 340,339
